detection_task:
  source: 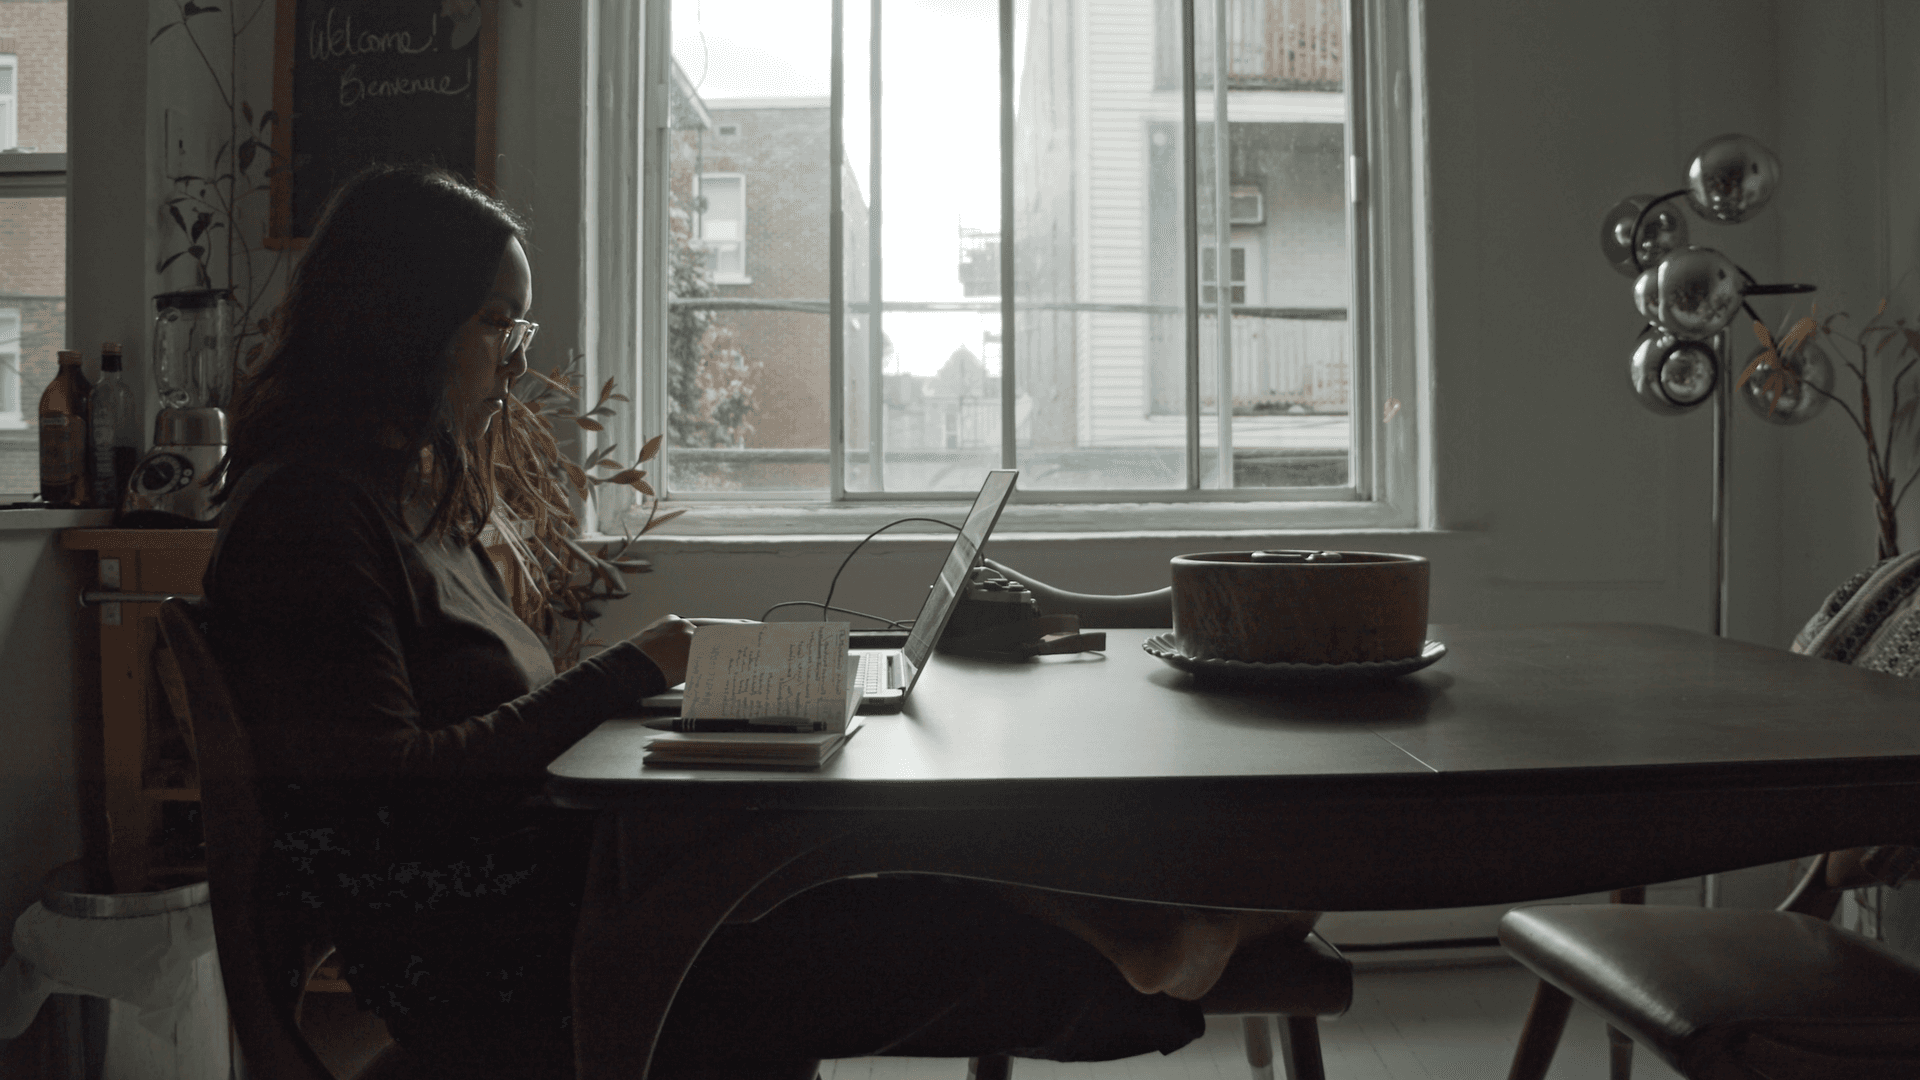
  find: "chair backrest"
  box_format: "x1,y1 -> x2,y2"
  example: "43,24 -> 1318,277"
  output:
157,598 -> 339,1080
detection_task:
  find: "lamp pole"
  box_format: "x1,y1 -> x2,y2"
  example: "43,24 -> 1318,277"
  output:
1712,327 -> 1731,640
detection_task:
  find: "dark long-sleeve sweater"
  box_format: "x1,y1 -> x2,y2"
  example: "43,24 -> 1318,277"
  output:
203,457 -> 664,925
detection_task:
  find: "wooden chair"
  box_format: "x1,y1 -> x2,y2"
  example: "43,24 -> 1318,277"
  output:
157,599 -> 411,1080
1499,852 -> 1920,1080
1502,560 -> 1920,1080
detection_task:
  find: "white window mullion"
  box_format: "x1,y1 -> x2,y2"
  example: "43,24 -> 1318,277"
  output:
828,0 -> 848,501
998,0 -> 1016,473
1210,0 -> 1234,489
1180,0 -> 1202,491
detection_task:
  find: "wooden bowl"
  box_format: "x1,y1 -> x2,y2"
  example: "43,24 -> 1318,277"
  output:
1170,551 -> 1430,665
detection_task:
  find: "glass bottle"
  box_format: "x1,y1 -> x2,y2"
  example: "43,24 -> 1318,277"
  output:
91,343 -> 139,508
38,349 -> 93,507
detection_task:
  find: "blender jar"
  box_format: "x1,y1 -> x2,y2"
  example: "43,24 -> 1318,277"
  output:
152,290 -> 234,410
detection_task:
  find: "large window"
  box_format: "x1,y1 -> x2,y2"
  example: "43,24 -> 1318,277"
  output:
636,0 -> 1422,520
0,2 -> 68,496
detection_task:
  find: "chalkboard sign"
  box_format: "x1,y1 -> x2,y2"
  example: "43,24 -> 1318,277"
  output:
270,0 -> 497,245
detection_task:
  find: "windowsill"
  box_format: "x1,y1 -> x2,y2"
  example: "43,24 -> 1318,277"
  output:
604,496 -> 1427,542
712,274 -> 753,285
0,507 -> 116,532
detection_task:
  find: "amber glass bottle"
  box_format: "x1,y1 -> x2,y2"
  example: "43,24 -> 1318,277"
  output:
39,349 -> 94,507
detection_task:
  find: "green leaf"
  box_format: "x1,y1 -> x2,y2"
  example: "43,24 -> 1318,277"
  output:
168,204 -> 189,235
574,417 -> 605,432
151,22 -> 179,43
237,138 -> 257,173
259,109 -> 277,132
638,434 -> 663,463
157,251 -> 189,273
190,211 -> 212,241
241,100 -> 252,126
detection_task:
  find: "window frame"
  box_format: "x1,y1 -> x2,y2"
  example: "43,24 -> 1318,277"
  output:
614,0 -> 1428,536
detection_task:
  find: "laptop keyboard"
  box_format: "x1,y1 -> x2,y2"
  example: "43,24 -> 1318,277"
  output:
857,651 -> 889,693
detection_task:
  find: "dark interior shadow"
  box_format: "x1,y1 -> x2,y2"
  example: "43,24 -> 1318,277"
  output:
1146,667 -> 1453,726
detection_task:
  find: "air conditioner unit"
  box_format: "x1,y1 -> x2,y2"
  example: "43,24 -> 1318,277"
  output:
1229,186 -> 1264,225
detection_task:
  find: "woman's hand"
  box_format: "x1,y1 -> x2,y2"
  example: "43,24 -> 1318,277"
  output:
628,615 -> 698,686
627,617 -> 762,686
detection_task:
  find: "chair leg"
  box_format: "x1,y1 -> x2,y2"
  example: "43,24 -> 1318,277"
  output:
969,1054 -> 1012,1080
1274,1016 -> 1325,1080
1607,1024 -> 1635,1080
1506,981 -> 1574,1080
1240,1016 -> 1275,1080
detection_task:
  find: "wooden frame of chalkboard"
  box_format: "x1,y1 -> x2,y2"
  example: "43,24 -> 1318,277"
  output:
269,0 -> 498,248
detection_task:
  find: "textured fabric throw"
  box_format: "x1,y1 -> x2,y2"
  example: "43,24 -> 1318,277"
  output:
1792,553 -> 1920,887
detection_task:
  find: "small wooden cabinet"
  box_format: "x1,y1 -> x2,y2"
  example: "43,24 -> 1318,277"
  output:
61,528 -> 217,894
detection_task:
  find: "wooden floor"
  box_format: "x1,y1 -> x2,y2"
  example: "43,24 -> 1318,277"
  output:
300,960 -> 1685,1080
822,963 -> 1685,1080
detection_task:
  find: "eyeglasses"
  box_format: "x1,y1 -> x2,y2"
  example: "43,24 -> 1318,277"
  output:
487,317 -> 539,362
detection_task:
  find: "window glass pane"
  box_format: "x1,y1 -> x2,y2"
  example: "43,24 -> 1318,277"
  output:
667,0 -> 832,493
1014,0 -> 1195,491
0,195 -> 65,495
0,1 -> 62,153
0,2 -> 68,496
844,0 -> 1002,495
1192,0 -> 1350,489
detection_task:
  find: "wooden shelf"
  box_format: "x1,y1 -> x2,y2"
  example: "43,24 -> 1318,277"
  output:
66,527 -> 219,892
60,527 -> 220,551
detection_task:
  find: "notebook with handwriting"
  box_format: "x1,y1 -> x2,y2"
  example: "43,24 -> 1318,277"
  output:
643,623 -> 862,769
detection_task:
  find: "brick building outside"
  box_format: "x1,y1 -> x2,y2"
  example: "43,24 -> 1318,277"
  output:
0,0 -> 67,497
667,75 -> 870,492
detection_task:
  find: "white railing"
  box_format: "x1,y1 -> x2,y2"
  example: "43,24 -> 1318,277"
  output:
1200,314 -> 1350,413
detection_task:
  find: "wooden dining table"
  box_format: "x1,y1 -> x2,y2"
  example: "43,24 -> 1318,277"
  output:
545,623 -> 1920,1080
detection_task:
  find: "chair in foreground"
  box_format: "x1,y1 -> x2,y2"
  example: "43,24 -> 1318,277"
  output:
157,599 -> 412,1080
1500,852 -> 1920,1080
968,929 -> 1353,1080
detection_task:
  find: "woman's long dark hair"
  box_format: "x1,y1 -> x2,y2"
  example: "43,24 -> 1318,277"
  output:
216,165 -> 526,541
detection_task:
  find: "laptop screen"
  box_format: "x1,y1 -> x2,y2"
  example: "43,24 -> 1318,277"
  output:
899,470 -> 1019,678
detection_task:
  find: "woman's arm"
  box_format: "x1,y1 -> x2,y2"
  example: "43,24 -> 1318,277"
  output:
206,465 -> 665,786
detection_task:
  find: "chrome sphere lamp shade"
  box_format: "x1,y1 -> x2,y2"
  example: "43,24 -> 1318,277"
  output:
1602,134 -> 1815,642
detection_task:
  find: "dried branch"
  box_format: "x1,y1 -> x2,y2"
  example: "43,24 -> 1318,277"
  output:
487,352 -> 680,670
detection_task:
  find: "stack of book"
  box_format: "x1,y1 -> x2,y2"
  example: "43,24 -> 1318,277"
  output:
644,622 -> 863,770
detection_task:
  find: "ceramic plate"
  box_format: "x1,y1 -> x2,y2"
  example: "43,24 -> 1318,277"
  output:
1142,634 -> 1447,683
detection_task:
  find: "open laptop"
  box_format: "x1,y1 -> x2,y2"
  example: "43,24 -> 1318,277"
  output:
641,469 -> 1019,713
848,468 -> 1018,709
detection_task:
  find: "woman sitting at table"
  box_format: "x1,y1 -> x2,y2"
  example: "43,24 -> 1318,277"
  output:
203,164 -> 1306,1080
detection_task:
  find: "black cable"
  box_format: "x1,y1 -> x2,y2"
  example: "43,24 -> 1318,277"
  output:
759,601 -> 908,627
820,517 -> 964,624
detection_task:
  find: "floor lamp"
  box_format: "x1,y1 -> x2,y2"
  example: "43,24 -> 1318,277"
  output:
1600,133 -> 1823,907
